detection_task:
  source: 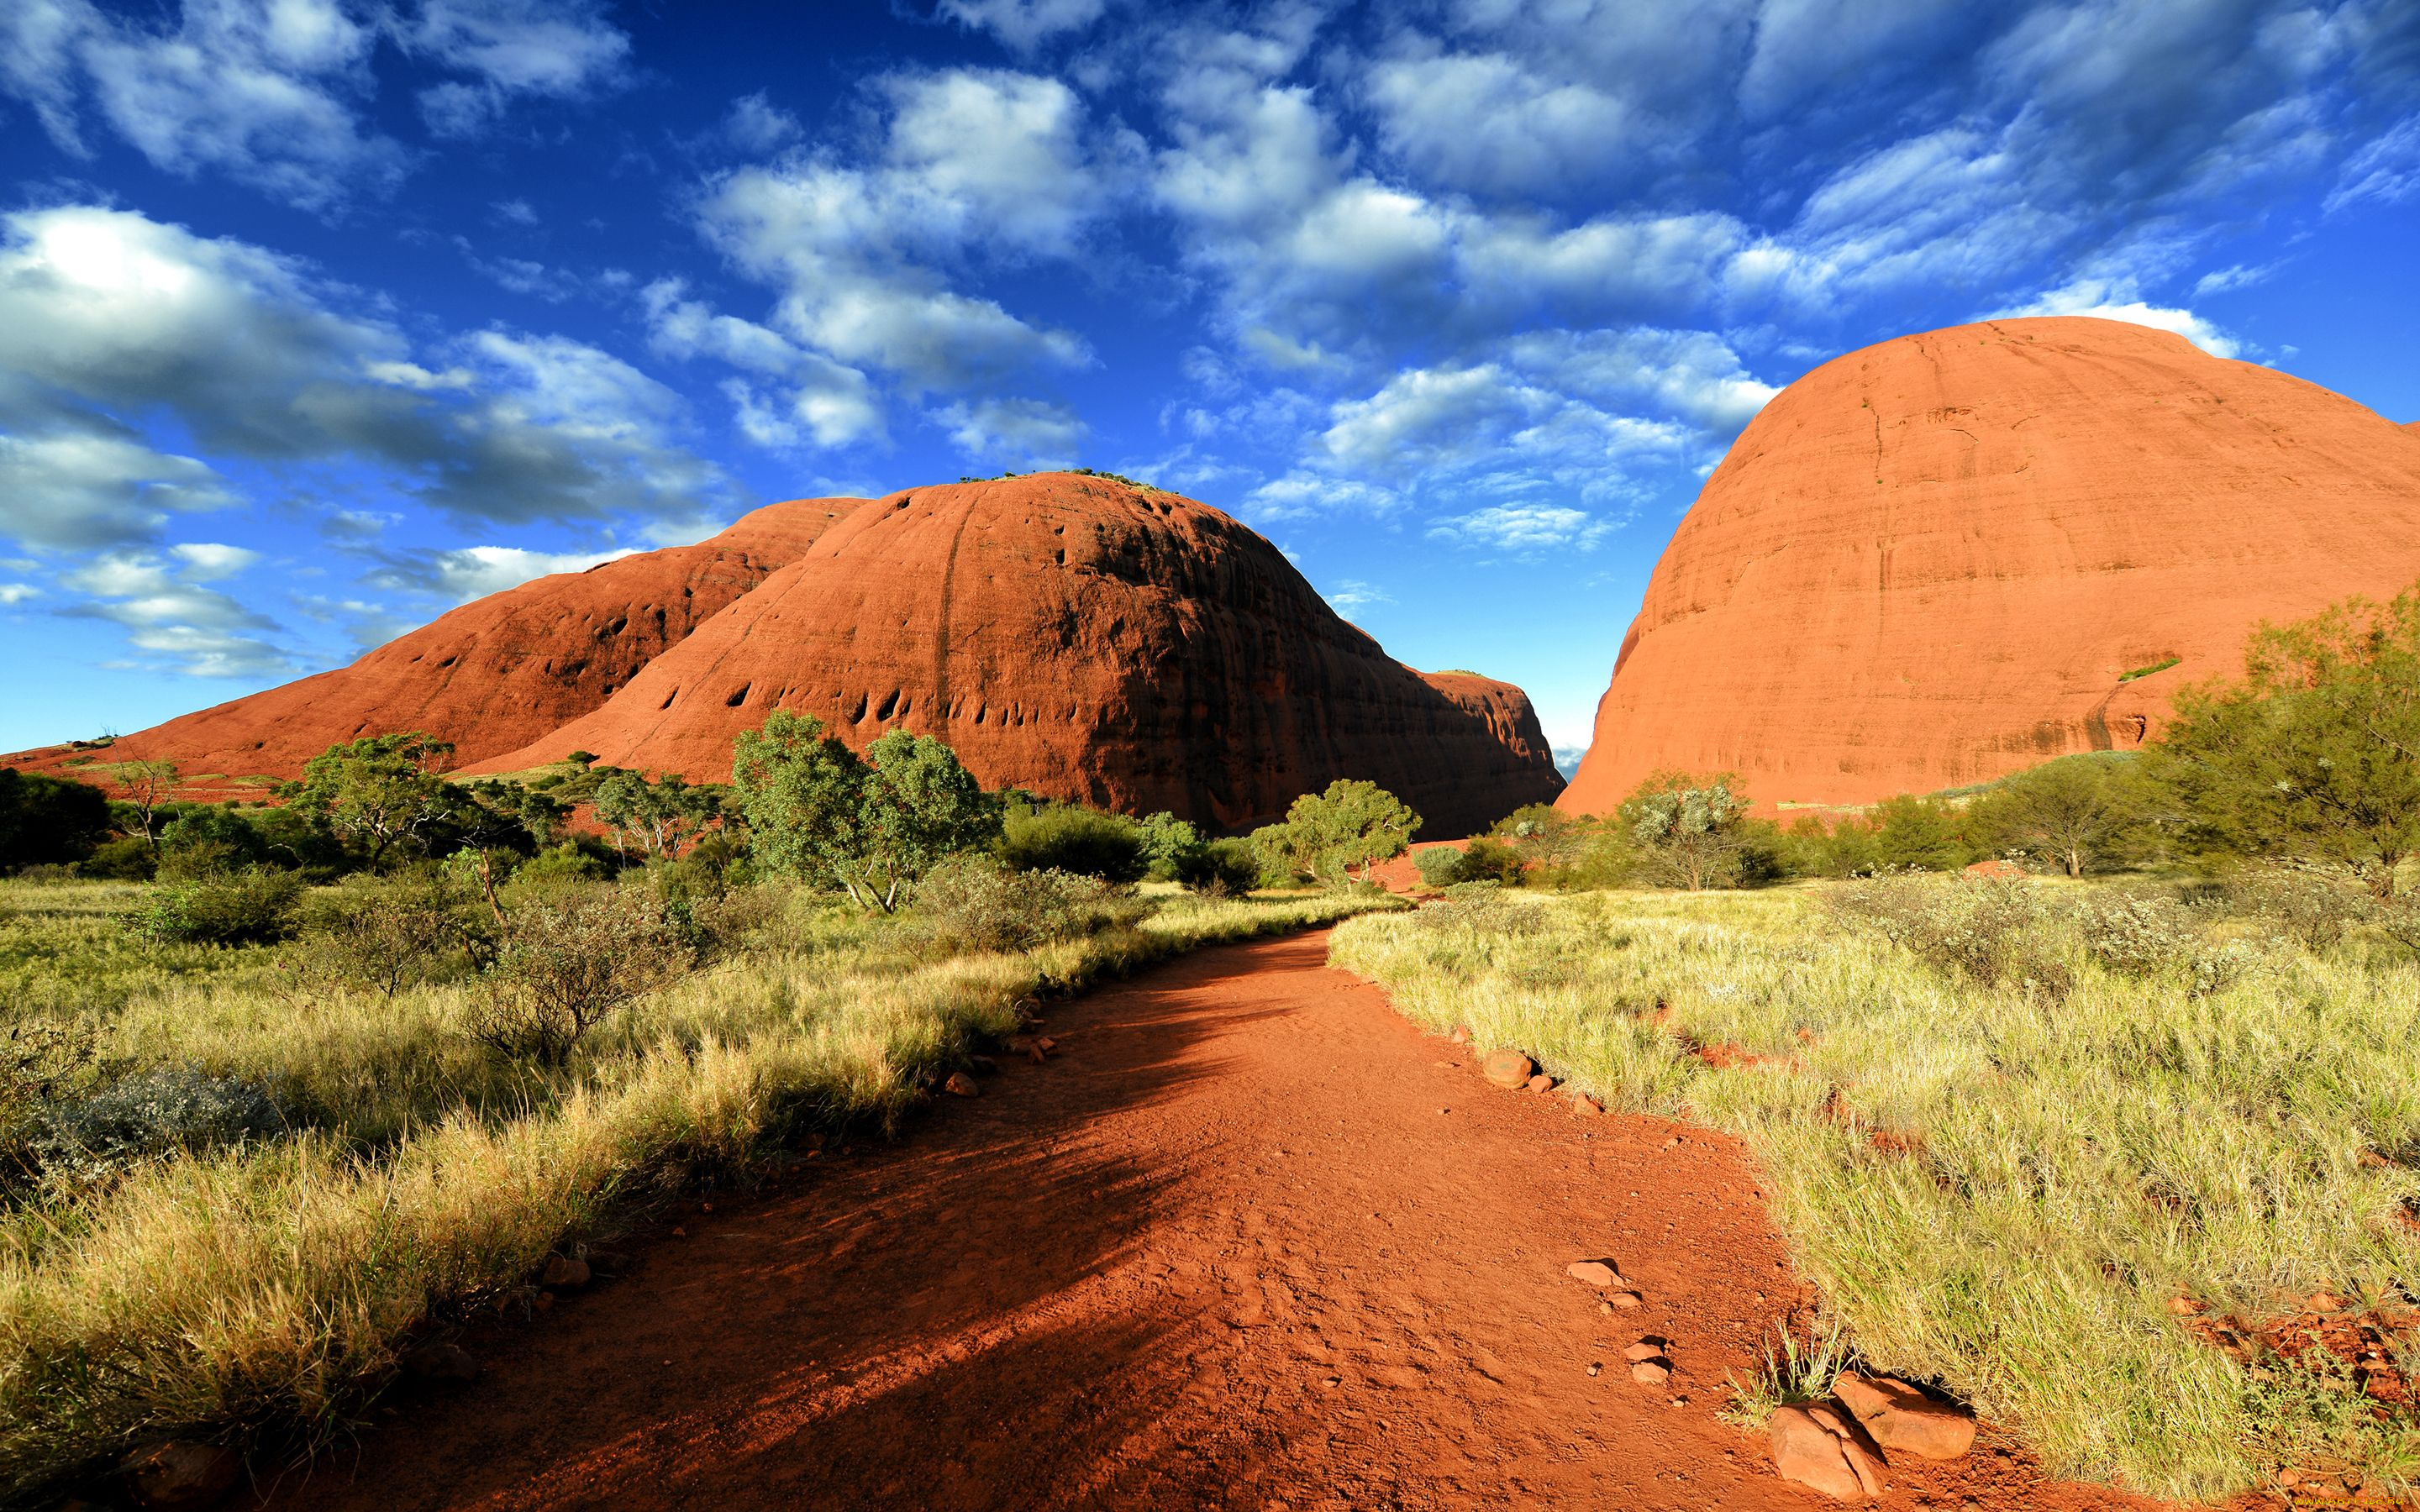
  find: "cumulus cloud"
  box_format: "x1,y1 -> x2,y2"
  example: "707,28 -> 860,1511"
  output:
2001,281 -> 2244,358
60,548 -> 290,676
642,279 -> 886,448
935,396 -> 1086,463
934,0 -> 1109,52
0,204 -> 732,548
1322,578 -> 1392,612
1427,501 -> 1615,555
695,68 -> 1102,393
370,543 -> 639,601
0,0 -> 629,209
403,0 -> 629,139
1366,51 -> 1634,194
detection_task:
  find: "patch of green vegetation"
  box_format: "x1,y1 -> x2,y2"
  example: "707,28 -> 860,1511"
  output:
2120,655 -> 2182,681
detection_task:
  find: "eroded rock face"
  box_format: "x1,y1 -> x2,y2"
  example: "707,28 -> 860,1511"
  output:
49,500 -> 862,780
454,475 -> 1562,833
1561,317 -> 2420,813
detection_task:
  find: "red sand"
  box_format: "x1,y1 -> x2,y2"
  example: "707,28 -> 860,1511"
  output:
255,932 -> 2196,1512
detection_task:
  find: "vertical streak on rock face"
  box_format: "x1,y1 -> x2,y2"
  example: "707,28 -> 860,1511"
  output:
1560,316 -> 2420,814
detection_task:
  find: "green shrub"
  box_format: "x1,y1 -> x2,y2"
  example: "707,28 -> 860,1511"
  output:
914,853 -> 1150,952
306,869 -> 492,995
1458,836 -> 1526,885
1000,804 -> 1148,881
1414,847 -> 1468,888
2223,865 -> 2372,953
79,835 -> 156,880
127,869 -> 305,947
1867,794 -> 1973,871
503,845 -> 613,896
156,806 -> 268,879
466,885 -> 689,1067
1174,837 -> 1259,897
1780,814 -> 1881,878
0,769 -> 111,871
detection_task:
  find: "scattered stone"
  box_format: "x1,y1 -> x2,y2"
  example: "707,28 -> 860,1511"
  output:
400,1341 -> 480,1382
1565,1260 -> 1624,1288
533,1290 -> 555,1312
1832,1373 -> 1976,1461
121,1441 -> 240,1510
1609,1291 -> 1643,1309
1598,1300 -> 1615,1315
1449,1026 -> 1470,1045
1036,1037 -> 1057,1053
671,1226 -> 688,1238
944,1072 -> 981,1097
1524,1072 -> 1555,1093
2307,1290 -> 2349,1313
1322,1375 -> 1341,1389
1028,1044 -> 1049,1064
1630,1358 -> 1670,1385
1570,1094 -> 1603,1116
2167,1294 -> 2204,1315
1586,1362 -> 1602,1377
969,1053 -> 997,1072
1770,1404 -> 1886,1501
539,1254 -> 591,1289
1624,1338 -> 1667,1362
1482,1049 -> 1535,1088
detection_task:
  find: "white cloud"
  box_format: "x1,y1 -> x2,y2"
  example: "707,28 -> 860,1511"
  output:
2327,112 -> 2420,213
697,68 -> 1102,391
0,205 -> 733,543
1366,51 -> 1633,193
60,547 -> 290,676
2002,281 -> 2243,358
934,0 -> 1108,52
403,0 -> 630,139
935,396 -> 1086,462
642,280 -> 886,448
1242,472 -> 1405,521
1323,578 -> 1392,612
1427,501 -> 1613,554
723,91 -> 799,154
388,543 -> 640,602
168,542 -> 261,579
0,584 -> 39,606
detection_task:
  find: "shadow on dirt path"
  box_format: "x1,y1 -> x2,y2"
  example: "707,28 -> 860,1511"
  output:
255,929 -> 2191,1511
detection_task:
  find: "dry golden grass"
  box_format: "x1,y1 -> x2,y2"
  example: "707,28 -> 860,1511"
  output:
1329,883 -> 2420,1502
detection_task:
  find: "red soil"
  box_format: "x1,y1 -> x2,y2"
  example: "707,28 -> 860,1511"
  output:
1562,316 -> 2420,815
6,501 -> 860,787
255,932 -> 2195,1512
469,474 -> 1563,834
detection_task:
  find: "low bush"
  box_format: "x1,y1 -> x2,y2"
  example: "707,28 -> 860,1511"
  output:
1823,873 -> 2070,993
79,835 -> 156,881
23,1068 -> 287,1189
914,853 -> 1150,952
1174,837 -> 1260,897
2224,865 -> 2373,953
306,869 -> 492,995
126,869 -> 305,947
465,886 -> 689,1067
1414,846 -> 1468,888
999,804 -> 1148,882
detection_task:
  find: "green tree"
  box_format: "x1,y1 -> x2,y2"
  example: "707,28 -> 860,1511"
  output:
1000,803 -> 1147,881
729,713 -> 999,911
2153,583 -> 2420,894
1489,802 -> 1582,867
1250,780 -> 1421,885
0,769 -> 111,869
285,734 -> 460,867
1967,754 -> 2155,877
591,769 -> 721,859
1620,771 -> 1760,890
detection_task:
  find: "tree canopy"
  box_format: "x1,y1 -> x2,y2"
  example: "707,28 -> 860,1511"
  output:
730,712 -> 1000,910
1251,779 -> 1420,885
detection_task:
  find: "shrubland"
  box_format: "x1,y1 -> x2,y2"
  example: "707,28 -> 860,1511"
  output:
0,717 -> 1413,1501
1331,878 -> 2420,1500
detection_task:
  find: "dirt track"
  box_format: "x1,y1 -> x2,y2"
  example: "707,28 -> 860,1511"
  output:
259,929 -> 2182,1511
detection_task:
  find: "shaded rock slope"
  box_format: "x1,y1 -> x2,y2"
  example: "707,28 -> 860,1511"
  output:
471,475 -> 1562,834
1561,316 -> 2420,814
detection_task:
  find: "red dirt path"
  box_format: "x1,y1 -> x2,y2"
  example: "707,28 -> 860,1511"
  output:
255,931 -> 2193,1511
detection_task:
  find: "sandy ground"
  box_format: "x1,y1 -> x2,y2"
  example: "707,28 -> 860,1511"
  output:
254,929 -> 2191,1511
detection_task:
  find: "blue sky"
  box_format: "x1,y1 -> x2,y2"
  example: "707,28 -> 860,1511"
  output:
3,0 -> 2417,768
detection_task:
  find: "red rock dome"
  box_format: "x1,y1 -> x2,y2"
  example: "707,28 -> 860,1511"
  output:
16,499 -> 861,782
1560,317 -> 2420,814
471,474 -> 1563,833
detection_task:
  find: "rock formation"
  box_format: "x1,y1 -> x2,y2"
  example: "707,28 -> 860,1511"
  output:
16,499 -> 861,781
470,475 -> 1562,834
1560,317 -> 2420,813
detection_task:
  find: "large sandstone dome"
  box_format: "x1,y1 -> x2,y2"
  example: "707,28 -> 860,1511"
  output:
470,475 -> 1563,833
1560,317 -> 2420,813
34,500 -> 861,781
